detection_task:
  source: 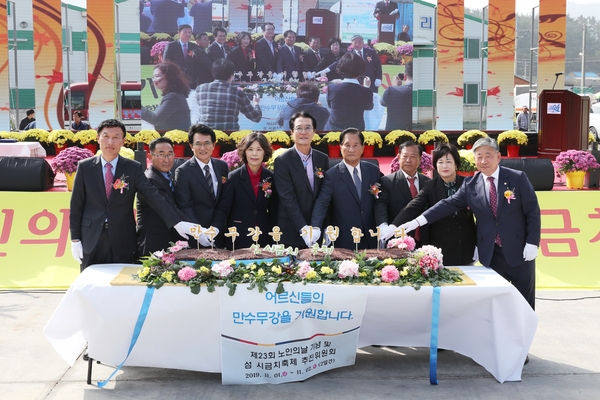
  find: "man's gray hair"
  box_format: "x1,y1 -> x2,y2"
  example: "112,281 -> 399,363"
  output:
350,34 -> 364,42
472,137 -> 499,153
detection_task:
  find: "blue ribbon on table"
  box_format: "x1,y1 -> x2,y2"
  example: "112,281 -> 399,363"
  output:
97,286 -> 155,388
429,286 -> 441,385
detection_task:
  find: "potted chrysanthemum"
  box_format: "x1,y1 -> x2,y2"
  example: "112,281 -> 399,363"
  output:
458,149 -> 478,176
384,130 -> 417,153
49,129 -> 76,155
213,130 -> 231,157
135,129 -> 161,151
418,130 -> 448,154
362,131 -> 383,157
320,131 -> 342,157
164,129 -> 189,157
51,146 -> 95,191
263,130 -> 291,150
553,149 -> 600,189
73,129 -> 98,152
457,130 -> 488,149
497,130 -> 528,157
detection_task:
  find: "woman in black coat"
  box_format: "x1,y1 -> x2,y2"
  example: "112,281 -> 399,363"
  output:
315,37 -> 345,81
214,132 -> 278,249
229,31 -> 256,82
392,144 -> 477,266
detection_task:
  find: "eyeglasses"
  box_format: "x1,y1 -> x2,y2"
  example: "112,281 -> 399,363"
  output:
293,126 -> 314,133
152,152 -> 174,159
193,141 -> 214,148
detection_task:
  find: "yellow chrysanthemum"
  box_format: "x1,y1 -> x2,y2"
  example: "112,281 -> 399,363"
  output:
320,266 -> 334,275
249,263 -> 257,271
306,270 -> 318,280
200,266 -> 210,273
138,267 -> 150,278
383,258 -> 394,265
257,268 -> 265,277
271,266 -> 282,275
359,271 -> 367,277
243,273 -> 250,279
375,270 -> 382,277
161,271 -> 174,282
400,268 -> 409,277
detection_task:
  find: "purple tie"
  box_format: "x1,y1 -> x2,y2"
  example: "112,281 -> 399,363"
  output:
488,176 -> 501,245
183,42 -> 188,58
105,163 -> 114,200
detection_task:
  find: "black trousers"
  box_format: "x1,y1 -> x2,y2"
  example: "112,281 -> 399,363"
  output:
81,227 -> 135,272
489,243 -> 536,310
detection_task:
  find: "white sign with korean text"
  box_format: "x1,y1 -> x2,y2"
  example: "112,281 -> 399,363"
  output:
220,283 -> 368,384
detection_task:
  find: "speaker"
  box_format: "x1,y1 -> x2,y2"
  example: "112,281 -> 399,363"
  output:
0,157 -> 55,191
500,158 -> 554,191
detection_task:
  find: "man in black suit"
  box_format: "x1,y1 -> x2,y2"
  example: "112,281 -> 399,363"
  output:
163,24 -> 202,88
150,0 -> 184,34
374,141 -> 430,245
373,0 -> 399,19
254,22 -> 278,78
137,137 -> 189,257
174,123 -> 229,247
304,36 -> 324,73
207,27 -> 230,62
398,138 -> 541,310
276,30 -> 304,81
274,112 -> 329,248
191,32 -> 214,86
311,128 -> 381,249
69,119 -> 195,270
381,60 -> 413,130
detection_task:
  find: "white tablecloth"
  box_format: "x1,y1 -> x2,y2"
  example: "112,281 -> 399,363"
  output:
0,142 -> 46,157
43,265 -> 537,383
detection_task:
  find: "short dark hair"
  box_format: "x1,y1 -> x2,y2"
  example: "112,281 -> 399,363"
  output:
340,127 -> 364,146
262,22 -> 275,31
328,37 -> 341,48
213,27 -> 227,37
399,140 -> 422,156
309,36 -> 320,43
296,82 -> 319,102
212,58 -> 235,81
404,60 -> 413,79
149,136 -> 174,152
289,111 -> 317,131
97,119 -> 126,137
188,123 -> 216,144
197,32 -> 209,40
26,109 -> 35,116
336,52 -> 366,79
432,144 -> 460,169
237,132 -> 273,164
178,24 -> 192,33
74,111 -> 83,118
283,30 -> 296,38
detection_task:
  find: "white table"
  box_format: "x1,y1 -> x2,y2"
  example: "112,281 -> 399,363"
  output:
44,265 -> 537,383
0,142 -> 46,157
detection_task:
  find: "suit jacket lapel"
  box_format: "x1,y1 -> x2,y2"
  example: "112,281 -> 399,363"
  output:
239,166 -> 257,203
396,172 -> 412,202
496,167 -> 510,215
289,150 -> 313,193
191,159 -> 213,197
340,163 -> 361,204
92,156 -> 108,204
475,173 -> 494,218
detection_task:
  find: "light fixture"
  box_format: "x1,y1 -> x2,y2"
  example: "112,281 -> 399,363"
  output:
19,21 -> 28,28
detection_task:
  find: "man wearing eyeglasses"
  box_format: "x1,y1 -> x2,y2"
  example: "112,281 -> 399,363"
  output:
274,111 -> 329,248
175,124 -> 228,247
137,137 -> 188,256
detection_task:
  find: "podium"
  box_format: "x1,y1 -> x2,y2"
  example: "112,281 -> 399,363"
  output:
305,9 -> 339,46
537,90 -> 590,159
377,15 -> 397,45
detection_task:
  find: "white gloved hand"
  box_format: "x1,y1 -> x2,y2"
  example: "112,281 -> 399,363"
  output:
523,243 -> 538,261
198,234 -> 211,247
374,79 -> 382,87
472,246 -> 479,263
379,223 -> 397,241
71,241 -> 83,264
300,225 -> 312,248
399,219 -> 419,234
306,71 -> 315,80
316,68 -> 330,76
174,221 -> 196,239
311,228 -> 321,245
390,9 -> 399,15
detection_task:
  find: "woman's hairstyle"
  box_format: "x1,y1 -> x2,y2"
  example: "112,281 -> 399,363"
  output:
432,143 -> 461,169
154,61 -> 191,97
236,31 -> 252,46
237,132 -> 273,164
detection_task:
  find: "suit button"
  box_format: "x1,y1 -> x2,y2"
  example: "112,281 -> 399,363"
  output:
254,210 -> 258,214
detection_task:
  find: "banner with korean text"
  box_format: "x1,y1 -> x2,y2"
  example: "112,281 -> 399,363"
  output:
219,283 -> 368,384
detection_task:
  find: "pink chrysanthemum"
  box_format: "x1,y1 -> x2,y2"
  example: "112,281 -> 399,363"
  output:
381,265 -> 400,283
338,260 -> 359,279
296,261 -> 313,279
178,266 -> 197,281
211,260 -> 234,278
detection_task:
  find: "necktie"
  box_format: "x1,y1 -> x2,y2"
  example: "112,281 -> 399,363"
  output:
408,177 -> 420,241
204,165 -> 215,198
105,163 -> 113,200
302,153 -> 314,190
291,46 -> 295,57
268,40 -> 274,55
488,176 -> 501,245
167,171 -> 174,192
315,51 -> 321,61
356,50 -> 363,60
222,45 -> 227,59
353,168 -> 362,200
183,42 -> 187,58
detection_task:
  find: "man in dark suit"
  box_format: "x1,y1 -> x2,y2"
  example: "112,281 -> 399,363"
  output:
373,0 -> 399,19
150,0 -> 184,34
174,123 -> 229,247
191,32 -> 214,86
163,24 -> 202,88
254,22 -> 278,78
274,111 -> 329,249
304,36 -> 324,73
311,128 -> 381,249
399,138 -> 541,310
207,27 -> 230,62
374,141 -> 430,245
276,30 -> 304,81
381,60 -> 413,130
137,137 -> 189,257
69,119 -> 195,271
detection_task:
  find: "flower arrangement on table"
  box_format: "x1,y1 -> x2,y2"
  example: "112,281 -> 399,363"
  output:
20,128 -> 50,144
135,240 -> 463,295
458,149 -> 477,173
396,43 -> 413,56
214,130 -> 231,145
51,146 -> 94,174
263,130 -> 291,146
135,129 -> 160,145
221,150 -> 243,172
373,42 -> 398,57
457,130 -> 488,147
49,129 -> 75,147
320,131 -> 342,145
230,130 -> 253,144
384,130 -> 416,146
390,151 -> 433,173
362,131 -> 384,148
164,129 -> 188,144
73,129 -> 98,146
553,149 -> 600,175
97,147 -> 135,160
418,130 -> 448,146
497,130 -> 528,146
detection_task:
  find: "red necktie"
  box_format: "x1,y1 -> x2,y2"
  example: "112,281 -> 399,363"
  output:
408,177 -> 420,241
488,176 -> 501,246
105,163 -> 113,200
315,51 -> 321,61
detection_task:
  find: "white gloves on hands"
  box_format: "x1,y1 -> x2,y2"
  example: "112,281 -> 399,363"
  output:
174,221 -> 196,239
198,234 -> 211,247
523,243 -> 538,261
379,223 -> 397,241
472,246 -> 479,263
374,79 -> 382,87
311,228 -> 321,246
399,219 -> 419,234
300,225 -> 312,248
71,241 -> 83,264
316,68 -> 330,76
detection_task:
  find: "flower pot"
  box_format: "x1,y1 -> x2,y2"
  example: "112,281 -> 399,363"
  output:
363,145 -> 375,158
465,144 -> 473,150
425,144 -> 435,154
328,145 -> 341,158
506,145 -> 520,158
65,171 -> 76,191
457,170 -> 475,177
401,55 -> 413,65
565,170 -> 586,189
173,144 -> 185,158
272,144 -> 282,151
378,54 -> 388,65
54,144 -> 67,155
394,145 -> 399,154
211,145 -> 221,157
83,143 -> 97,153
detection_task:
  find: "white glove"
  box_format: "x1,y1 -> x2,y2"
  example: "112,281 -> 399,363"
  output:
311,228 -> 321,245
374,79 -> 382,87
300,225 -> 312,248
198,234 -> 211,247
174,221 -> 196,239
390,9 -> 399,15
306,71 -> 315,80
399,219 -> 419,234
71,241 -> 83,264
523,243 -> 538,261
472,246 -> 479,263
379,223 -> 396,241
317,68 -> 330,75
